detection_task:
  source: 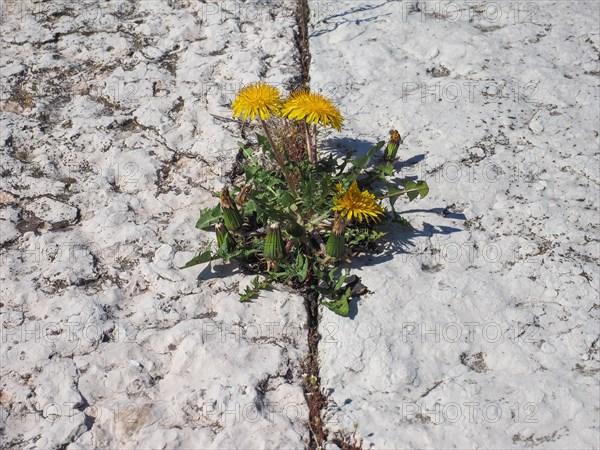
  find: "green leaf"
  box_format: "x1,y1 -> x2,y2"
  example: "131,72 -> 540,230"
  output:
257,133 -> 269,150
249,194 -> 296,225
403,180 -> 418,201
322,287 -> 351,316
180,249 -> 213,269
386,180 -> 430,210
381,162 -> 394,177
334,269 -> 349,292
240,276 -> 272,302
403,180 -> 429,201
216,246 -> 259,261
386,185 -> 403,210
346,228 -> 386,246
279,191 -> 295,208
286,253 -> 309,283
240,143 -> 258,164
195,205 -> 222,230
417,180 -> 430,198
257,134 -> 277,160
391,213 -> 413,228
244,164 -> 260,182
297,254 -> 309,282
348,141 -> 385,183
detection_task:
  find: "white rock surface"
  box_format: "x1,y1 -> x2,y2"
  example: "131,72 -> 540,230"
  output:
310,1 -> 599,448
1,1 -> 308,448
3,0 -> 598,448
25,197 -> 79,227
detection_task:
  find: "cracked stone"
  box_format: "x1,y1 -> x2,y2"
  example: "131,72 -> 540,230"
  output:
25,197 -> 78,227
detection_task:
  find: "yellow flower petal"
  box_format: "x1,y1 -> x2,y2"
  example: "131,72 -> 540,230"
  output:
232,82 -> 283,122
332,181 -> 385,223
281,90 -> 344,130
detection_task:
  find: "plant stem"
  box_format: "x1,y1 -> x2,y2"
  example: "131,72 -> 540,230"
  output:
260,118 -> 298,197
304,121 -> 316,165
378,187 -> 422,200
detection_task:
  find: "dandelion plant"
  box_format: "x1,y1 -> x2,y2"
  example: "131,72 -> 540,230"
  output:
183,82 -> 430,316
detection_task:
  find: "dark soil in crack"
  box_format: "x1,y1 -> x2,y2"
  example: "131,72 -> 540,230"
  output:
293,2 -> 327,447
301,290 -> 328,449
294,0 -> 311,91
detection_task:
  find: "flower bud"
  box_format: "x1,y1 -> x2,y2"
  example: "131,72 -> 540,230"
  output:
326,215 -> 346,259
264,222 -> 285,262
384,129 -> 402,162
220,186 -> 243,231
215,222 -> 236,252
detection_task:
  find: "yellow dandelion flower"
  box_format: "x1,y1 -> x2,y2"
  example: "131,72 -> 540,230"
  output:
281,90 -> 344,130
231,82 -> 283,121
332,181 -> 385,223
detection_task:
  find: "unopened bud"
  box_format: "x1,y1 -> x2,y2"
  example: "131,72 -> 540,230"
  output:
220,186 -> 243,231
384,129 -> 402,161
264,222 -> 285,262
326,215 -> 346,259
215,222 -> 236,252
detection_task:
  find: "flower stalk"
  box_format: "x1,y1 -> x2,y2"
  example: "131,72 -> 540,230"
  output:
304,121 -> 316,165
282,90 -> 344,165
260,118 -> 298,196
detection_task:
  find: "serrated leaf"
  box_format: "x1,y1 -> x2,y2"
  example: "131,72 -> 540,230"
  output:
403,180 -> 419,201
386,184 -> 403,210
240,143 -> 258,164
195,205 -> 222,230
216,246 -> 259,261
381,162 -> 394,177
403,180 -> 429,201
416,180 -> 430,198
244,164 -> 260,182
298,254 -> 309,282
386,180 -> 430,206
240,275 -> 272,302
334,269 -> 349,292
180,249 -> 213,269
348,141 -> 385,183
322,287 -> 351,316
256,134 -> 275,159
